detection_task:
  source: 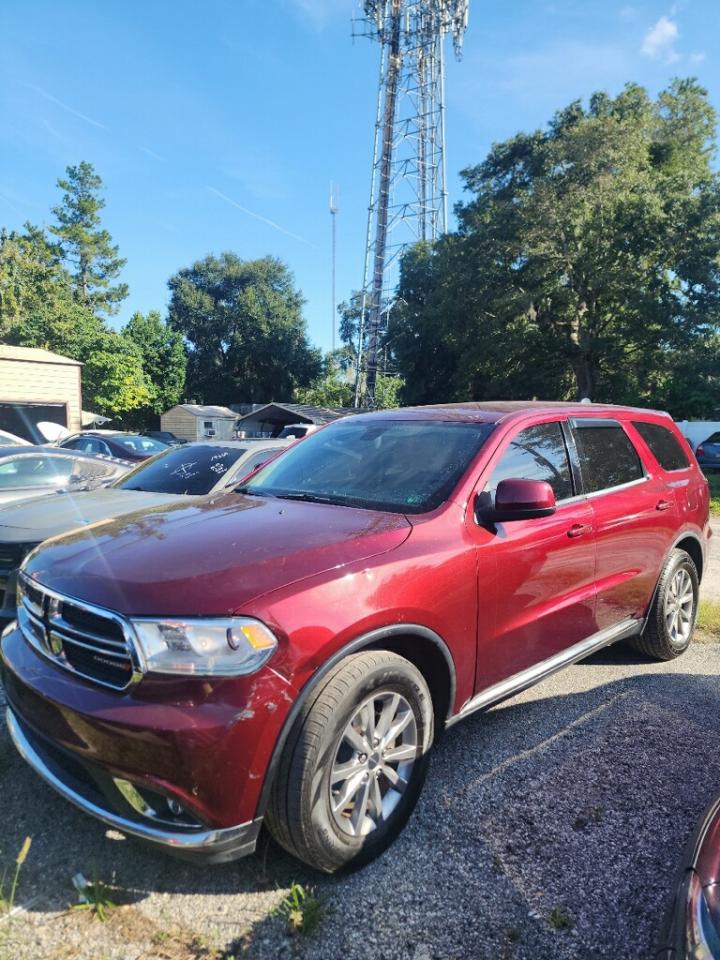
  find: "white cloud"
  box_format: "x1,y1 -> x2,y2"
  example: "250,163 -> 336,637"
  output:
690,51 -> 706,64
641,15 -> 680,63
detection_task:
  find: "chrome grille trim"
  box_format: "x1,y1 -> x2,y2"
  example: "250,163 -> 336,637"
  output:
17,573 -> 144,691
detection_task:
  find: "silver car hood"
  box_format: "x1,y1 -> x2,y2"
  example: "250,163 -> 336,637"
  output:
0,488 -> 191,543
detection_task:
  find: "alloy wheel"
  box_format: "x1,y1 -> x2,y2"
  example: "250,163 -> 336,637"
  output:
329,691 -> 418,838
664,567 -> 695,647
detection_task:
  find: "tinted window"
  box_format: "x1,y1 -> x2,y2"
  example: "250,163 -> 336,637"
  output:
62,438 -> 85,451
243,420 -> 495,514
0,455 -> 73,488
118,445 -> 245,495
572,421 -> 644,493
115,435 -> 168,454
704,432 -> 720,444
487,422 -> 573,501
632,422 -> 689,471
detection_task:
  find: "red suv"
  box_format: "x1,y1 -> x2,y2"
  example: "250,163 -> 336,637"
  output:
1,403 -> 710,872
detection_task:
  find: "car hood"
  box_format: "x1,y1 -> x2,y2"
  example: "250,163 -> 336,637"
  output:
23,493 -> 412,617
0,488 -> 188,543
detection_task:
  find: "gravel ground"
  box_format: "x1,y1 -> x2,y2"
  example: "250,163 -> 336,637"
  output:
1,639 -> 719,960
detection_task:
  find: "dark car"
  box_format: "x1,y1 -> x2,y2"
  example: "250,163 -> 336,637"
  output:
657,795 -> 720,958
0,439 -> 290,625
2,403 -> 710,872
695,433 -> 720,471
60,431 -> 169,462
145,431 -> 186,446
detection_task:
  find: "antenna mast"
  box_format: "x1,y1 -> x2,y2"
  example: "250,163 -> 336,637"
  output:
330,181 -> 339,354
353,0 -> 469,408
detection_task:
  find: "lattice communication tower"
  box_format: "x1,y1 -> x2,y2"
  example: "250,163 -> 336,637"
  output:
353,0 -> 469,407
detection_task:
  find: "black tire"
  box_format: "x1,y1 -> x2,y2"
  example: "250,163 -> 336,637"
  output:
631,548 -> 699,661
265,650 -> 434,873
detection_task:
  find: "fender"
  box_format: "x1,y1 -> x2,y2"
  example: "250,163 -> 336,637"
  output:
255,623 -> 456,817
641,529 -> 705,629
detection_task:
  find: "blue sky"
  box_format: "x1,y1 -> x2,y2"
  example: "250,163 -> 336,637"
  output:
1,0 -> 718,353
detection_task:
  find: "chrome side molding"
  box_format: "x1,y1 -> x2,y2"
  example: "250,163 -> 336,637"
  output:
447,617 -> 641,726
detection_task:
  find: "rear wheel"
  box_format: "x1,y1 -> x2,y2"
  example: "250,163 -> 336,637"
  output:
631,548 -> 699,660
266,650 -> 433,873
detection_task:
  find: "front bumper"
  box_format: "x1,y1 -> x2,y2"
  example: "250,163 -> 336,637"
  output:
1,622 -> 295,861
6,708 -> 261,863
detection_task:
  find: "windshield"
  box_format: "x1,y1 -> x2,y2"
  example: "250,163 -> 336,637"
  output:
241,419 -> 495,514
117,444 -> 246,495
115,435 -> 169,454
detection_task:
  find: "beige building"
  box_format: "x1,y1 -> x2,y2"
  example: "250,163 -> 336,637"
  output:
160,404 -> 237,441
0,345 -> 82,442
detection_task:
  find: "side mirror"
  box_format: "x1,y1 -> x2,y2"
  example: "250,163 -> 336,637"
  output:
478,478 -> 557,523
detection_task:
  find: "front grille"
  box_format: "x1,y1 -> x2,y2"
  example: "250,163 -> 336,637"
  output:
17,574 -> 141,691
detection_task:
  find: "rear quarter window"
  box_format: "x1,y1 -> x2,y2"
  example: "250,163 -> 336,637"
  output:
571,420 -> 644,494
632,421 -> 690,471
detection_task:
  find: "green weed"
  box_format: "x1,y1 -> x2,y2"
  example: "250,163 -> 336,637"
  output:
275,882 -> 324,935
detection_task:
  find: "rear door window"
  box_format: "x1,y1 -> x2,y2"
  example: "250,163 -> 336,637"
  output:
571,420 -> 644,494
632,422 -> 689,471
487,422 -> 574,501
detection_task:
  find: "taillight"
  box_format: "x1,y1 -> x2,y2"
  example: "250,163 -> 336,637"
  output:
697,445 -> 705,459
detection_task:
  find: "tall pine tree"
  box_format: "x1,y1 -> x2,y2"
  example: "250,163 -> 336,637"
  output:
50,161 -> 128,315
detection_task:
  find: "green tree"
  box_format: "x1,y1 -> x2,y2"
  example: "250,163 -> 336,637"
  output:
123,310 -> 187,426
167,253 -> 321,404
0,225 -> 68,333
82,336 -> 152,418
0,224 -> 149,417
394,79 -> 720,413
50,161 -> 128,315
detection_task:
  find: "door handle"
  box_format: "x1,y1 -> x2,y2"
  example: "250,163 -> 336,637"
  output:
567,523 -> 592,538
656,499 -> 672,511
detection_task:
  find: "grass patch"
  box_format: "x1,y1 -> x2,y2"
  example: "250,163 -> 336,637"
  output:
698,599 -> 720,640
274,882 -> 324,936
0,837 -> 31,915
548,905 -> 573,931
706,471 -> 720,516
71,873 -> 119,923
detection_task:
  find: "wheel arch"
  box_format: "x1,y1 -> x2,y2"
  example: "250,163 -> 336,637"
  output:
642,530 -> 704,628
674,533 -> 704,582
255,624 -> 457,818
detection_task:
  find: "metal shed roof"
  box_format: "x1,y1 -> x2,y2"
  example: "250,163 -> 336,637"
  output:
172,404 -> 238,419
0,345 -> 81,366
234,402 -> 357,426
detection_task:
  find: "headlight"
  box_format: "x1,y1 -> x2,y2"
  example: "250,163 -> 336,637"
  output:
131,617 -> 278,677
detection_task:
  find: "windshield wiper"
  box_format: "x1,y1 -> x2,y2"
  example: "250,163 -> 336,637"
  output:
274,492 -> 338,505
233,486 -> 275,498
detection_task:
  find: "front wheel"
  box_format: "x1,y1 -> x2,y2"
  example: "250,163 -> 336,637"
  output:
631,548 -> 699,660
266,650 -> 434,873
